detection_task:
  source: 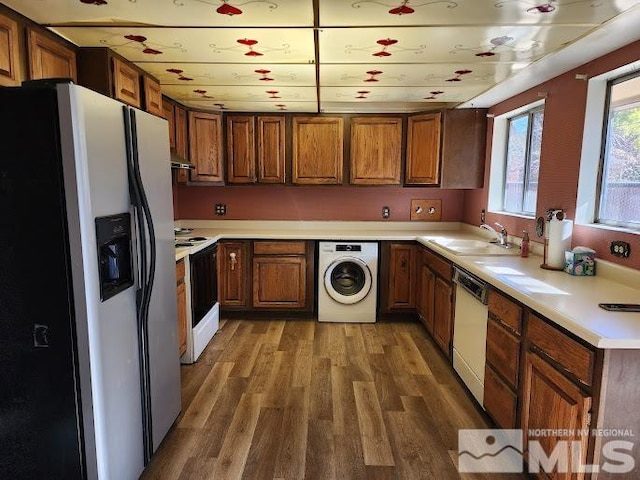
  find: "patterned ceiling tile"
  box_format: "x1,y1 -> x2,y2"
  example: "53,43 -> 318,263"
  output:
321,101 -> 449,113
2,0 -> 313,27
319,0 -> 640,27
320,63 -> 516,87
53,27 -> 315,63
161,84 -> 317,102
135,63 -> 316,86
320,85 -> 487,103
179,100 -> 317,112
319,25 -> 591,64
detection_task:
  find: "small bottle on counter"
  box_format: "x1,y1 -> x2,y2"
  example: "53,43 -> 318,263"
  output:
521,230 -> 530,258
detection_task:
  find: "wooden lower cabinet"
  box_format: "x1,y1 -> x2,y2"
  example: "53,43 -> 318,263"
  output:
521,351 -> 592,480
417,257 -> 435,334
387,243 -> 416,310
484,365 -> 517,429
432,275 -> 453,357
252,241 -> 312,310
218,241 -> 249,307
176,259 -> 187,356
253,256 -> 306,308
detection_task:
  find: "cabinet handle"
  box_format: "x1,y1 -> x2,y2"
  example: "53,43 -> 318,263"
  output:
401,257 -> 407,270
229,252 -> 237,271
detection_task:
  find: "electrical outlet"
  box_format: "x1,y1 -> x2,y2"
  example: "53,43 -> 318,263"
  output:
214,203 -> 227,216
610,240 -> 630,258
481,209 -> 486,224
382,206 -> 390,219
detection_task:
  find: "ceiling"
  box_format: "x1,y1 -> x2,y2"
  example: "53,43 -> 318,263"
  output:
5,0 -> 640,113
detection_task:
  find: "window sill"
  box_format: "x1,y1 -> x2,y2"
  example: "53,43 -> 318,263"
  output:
488,210 -> 536,220
575,221 -> 639,236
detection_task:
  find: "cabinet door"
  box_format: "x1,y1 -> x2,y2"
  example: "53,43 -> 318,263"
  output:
226,115 -> 256,184
418,260 -> 435,334
433,276 -> 453,357
388,243 -> 416,309
218,242 -> 249,307
257,116 -> 286,184
112,57 -> 141,108
484,365 -> 518,429
0,13 -> 20,86
143,75 -> 163,117
350,117 -> 402,185
175,105 -> 189,183
253,256 -> 306,308
27,29 -> 77,82
292,116 -> 344,184
406,112 -> 441,185
162,97 -> 176,151
176,259 -> 187,356
189,111 -> 223,183
441,109 -> 487,189
521,352 -> 591,480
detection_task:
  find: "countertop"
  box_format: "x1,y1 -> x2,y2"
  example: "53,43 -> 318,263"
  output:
173,220 -> 640,349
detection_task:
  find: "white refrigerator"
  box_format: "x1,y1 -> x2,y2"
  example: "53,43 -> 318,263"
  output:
0,82 -> 181,479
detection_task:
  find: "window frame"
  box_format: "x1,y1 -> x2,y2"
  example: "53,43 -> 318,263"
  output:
487,99 -> 545,219
502,106 -> 544,216
576,60 -> 640,235
594,70 -> 640,229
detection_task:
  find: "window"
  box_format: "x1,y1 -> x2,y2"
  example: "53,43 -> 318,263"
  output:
597,72 -> 640,228
487,100 -> 544,218
503,108 -> 543,215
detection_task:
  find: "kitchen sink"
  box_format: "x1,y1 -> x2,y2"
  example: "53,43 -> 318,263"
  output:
427,238 -> 520,256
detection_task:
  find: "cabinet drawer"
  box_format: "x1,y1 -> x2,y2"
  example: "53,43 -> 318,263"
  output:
253,241 -> 306,256
486,318 -> 520,388
528,314 -> 595,387
484,365 -> 518,429
488,290 -> 522,335
176,259 -> 185,284
423,248 -> 452,281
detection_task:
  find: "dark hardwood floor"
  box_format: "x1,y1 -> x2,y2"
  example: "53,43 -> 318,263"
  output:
141,319 -> 528,479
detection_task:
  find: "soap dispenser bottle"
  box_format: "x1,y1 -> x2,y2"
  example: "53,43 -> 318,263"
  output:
521,230 -> 530,258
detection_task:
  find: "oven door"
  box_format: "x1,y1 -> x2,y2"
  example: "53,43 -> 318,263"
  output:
189,244 -> 217,327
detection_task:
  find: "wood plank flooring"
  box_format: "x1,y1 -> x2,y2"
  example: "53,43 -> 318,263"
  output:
141,320 -> 528,480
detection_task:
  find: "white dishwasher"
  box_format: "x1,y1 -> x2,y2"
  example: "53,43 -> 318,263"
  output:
452,267 -> 489,405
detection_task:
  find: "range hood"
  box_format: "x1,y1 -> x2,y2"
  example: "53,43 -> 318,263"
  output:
170,152 -> 194,170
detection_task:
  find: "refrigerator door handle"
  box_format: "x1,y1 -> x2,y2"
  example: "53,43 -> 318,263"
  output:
123,106 -> 155,464
130,205 -> 143,290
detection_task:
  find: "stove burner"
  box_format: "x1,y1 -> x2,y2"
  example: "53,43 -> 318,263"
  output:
188,237 -> 207,242
175,242 -> 193,248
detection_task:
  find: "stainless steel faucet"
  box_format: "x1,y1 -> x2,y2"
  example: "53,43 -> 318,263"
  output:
480,222 -> 509,246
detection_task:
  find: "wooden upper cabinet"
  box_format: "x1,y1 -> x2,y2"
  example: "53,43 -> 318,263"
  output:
189,111 -> 223,183
112,57 -> 141,108
257,116 -> 286,184
143,75 -> 162,117
350,117 -> 402,185
0,13 -> 20,86
441,109 -> 487,189
27,29 -> 77,82
406,112 -> 442,185
162,97 -> 176,151
226,115 -> 256,184
292,116 -> 344,185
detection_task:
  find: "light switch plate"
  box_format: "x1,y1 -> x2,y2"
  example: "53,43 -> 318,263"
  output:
411,199 -> 442,221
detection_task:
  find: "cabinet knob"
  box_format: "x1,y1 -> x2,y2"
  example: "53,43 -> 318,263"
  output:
229,252 -> 237,271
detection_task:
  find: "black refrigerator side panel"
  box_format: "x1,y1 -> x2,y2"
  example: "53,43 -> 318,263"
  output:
0,88 -> 85,479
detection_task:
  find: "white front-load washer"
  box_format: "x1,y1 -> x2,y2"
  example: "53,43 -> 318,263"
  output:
318,242 -> 378,323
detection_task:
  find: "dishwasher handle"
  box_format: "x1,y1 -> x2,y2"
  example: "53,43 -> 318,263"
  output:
454,267 -> 489,304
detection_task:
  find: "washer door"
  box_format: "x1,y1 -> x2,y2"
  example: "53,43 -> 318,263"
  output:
324,257 -> 372,305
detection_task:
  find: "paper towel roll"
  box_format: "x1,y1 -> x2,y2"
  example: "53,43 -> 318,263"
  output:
546,218 -> 573,268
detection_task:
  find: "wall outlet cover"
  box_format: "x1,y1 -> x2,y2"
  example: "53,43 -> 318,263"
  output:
411,199 -> 442,221
610,240 -> 630,258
